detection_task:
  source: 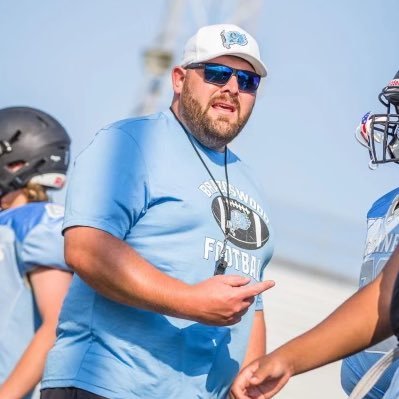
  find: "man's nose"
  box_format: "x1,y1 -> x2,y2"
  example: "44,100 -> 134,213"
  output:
221,74 -> 239,95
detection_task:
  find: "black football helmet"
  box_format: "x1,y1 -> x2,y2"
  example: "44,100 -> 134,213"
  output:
356,71 -> 399,168
0,106 -> 71,197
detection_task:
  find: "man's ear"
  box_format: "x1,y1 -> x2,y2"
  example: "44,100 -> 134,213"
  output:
171,66 -> 186,94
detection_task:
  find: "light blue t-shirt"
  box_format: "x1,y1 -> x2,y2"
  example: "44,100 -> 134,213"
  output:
0,202 -> 68,399
42,110 -> 274,399
341,188 -> 399,398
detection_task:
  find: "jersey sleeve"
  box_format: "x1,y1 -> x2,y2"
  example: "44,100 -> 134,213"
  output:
21,210 -> 69,274
255,294 -> 264,311
254,249 -> 271,310
63,127 -> 149,239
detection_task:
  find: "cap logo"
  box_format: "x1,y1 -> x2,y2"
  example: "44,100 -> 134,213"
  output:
220,30 -> 248,49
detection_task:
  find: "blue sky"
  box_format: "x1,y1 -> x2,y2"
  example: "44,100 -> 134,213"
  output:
1,0 -> 398,280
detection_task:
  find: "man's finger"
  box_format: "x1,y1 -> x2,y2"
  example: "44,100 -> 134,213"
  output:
242,296 -> 255,307
240,280 -> 275,298
218,275 -> 251,287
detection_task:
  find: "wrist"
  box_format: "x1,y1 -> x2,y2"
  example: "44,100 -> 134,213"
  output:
147,276 -> 198,321
167,281 -> 199,321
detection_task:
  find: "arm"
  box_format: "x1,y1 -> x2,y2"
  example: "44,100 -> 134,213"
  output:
65,226 -> 274,326
0,267 -> 72,399
241,311 -> 266,369
230,245 -> 399,399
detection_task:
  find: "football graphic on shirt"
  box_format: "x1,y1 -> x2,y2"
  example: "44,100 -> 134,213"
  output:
211,196 -> 269,250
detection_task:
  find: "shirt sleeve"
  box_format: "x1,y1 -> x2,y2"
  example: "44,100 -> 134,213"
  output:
63,127 -> 149,239
21,216 -> 69,274
255,294 -> 263,310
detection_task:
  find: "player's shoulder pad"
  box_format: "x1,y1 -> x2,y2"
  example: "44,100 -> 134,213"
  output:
44,203 -> 65,219
368,187 -> 399,219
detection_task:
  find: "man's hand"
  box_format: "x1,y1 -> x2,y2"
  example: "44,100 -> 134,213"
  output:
65,227 -> 274,326
230,354 -> 293,399
188,275 -> 275,326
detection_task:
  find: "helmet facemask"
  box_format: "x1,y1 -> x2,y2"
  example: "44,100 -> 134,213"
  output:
356,73 -> 399,168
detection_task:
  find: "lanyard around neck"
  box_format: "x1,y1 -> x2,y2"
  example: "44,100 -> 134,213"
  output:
169,108 -> 231,275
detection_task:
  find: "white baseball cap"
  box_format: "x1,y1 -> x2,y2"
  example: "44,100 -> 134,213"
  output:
180,24 -> 267,77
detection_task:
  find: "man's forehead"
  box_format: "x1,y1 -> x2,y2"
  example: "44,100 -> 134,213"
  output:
206,56 -> 255,72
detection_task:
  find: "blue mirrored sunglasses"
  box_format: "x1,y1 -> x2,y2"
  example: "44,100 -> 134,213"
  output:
185,63 -> 261,93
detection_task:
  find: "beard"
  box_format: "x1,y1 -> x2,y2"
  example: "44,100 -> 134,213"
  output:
179,81 -> 253,150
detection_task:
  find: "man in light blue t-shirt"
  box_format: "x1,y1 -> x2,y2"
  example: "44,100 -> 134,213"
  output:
41,24 -> 274,399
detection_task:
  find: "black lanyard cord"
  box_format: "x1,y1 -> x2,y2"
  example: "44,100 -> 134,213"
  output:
169,108 -> 231,275
169,107 -> 231,226
185,132 -> 231,230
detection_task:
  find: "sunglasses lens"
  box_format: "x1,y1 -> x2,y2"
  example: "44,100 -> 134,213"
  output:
204,65 -> 232,85
237,71 -> 260,93
200,64 -> 260,93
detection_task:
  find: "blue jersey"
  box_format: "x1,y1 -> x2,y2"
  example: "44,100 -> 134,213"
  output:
341,188 -> 399,398
42,110 -> 274,399
0,202 -> 69,399
382,367 -> 399,399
